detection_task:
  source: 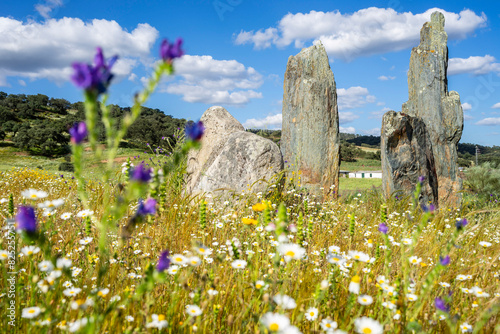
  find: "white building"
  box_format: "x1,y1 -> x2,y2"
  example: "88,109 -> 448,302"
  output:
348,171 -> 382,179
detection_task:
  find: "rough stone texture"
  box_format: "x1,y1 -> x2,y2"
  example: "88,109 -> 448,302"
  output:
381,111 -> 438,204
185,106 -> 283,197
193,131 -> 283,195
382,12 -> 464,207
280,42 -> 340,199
185,106 -> 245,194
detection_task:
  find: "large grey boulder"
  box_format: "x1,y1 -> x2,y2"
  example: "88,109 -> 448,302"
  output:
382,12 -> 464,207
185,106 -> 283,197
381,111 -> 438,204
185,106 -> 244,194
193,131 -> 283,195
280,42 -> 340,199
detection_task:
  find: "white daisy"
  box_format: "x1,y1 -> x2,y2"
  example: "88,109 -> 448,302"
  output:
21,189 -> 48,200
21,306 -> 41,319
358,294 -> 373,305
354,316 -> 383,334
273,294 -> 297,309
231,259 -> 247,269
185,304 -> 202,317
304,307 -> 319,321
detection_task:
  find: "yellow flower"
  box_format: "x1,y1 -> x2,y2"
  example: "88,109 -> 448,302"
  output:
252,203 -> 267,212
242,218 -> 258,225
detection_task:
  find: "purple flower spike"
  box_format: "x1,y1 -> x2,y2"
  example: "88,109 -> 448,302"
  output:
378,223 -> 388,234
160,38 -> 184,62
185,121 -> 204,142
157,250 -> 171,272
439,255 -> 450,266
69,122 -> 88,144
130,163 -> 152,183
15,206 -> 37,233
456,218 -> 468,231
435,297 -> 450,312
418,176 -> 425,184
71,47 -> 118,95
136,198 -> 157,216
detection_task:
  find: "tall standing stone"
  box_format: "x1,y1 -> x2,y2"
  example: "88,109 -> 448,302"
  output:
382,11 -> 464,207
281,42 -> 340,199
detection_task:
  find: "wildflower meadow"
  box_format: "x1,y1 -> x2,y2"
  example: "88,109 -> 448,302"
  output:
1,40 -> 500,334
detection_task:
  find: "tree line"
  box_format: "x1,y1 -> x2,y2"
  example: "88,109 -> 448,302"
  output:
0,92 -> 186,157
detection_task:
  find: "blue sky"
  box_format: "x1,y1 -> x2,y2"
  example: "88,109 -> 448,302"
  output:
1,0 -> 500,146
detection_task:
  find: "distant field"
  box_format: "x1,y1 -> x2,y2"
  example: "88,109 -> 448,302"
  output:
339,176 -> 382,192
340,157 -> 381,171
0,143 -> 157,179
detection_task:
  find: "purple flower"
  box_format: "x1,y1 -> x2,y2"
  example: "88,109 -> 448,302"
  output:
156,250 -> 171,272
418,176 -> 425,184
136,198 -> 157,216
71,47 -> 118,95
130,163 -> 152,183
439,255 -> 450,266
15,206 -> 37,233
69,122 -> 88,144
185,121 -> 204,141
435,297 -> 450,312
422,203 -> 436,213
378,223 -> 388,234
160,38 -> 184,62
456,218 -> 468,230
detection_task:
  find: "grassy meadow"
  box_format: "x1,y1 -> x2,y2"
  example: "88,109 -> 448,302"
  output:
1,145 -> 500,334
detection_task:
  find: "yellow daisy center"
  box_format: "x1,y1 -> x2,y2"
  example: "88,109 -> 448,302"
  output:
325,323 -> 331,328
363,328 -> 372,334
270,323 -> 279,331
158,314 -> 165,321
309,312 -> 315,316
28,309 -> 35,314
285,251 -> 295,257
256,284 -> 262,289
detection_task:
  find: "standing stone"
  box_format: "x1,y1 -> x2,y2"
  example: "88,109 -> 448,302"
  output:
185,106 -> 283,197
281,42 -> 340,199
382,11 -> 464,207
381,111 -> 438,204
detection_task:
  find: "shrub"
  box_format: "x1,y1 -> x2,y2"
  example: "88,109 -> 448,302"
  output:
464,162 -> 500,197
58,162 -> 74,172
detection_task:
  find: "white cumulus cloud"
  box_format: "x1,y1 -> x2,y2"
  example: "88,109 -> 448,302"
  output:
448,55 -> 500,76
339,111 -> 359,124
0,17 -> 159,86
234,8 -> 486,61
461,102 -> 472,111
35,0 -> 64,19
339,126 -> 356,134
244,113 -> 282,129
165,55 -> 263,106
491,102 -> 500,109
337,86 -> 376,110
476,118 -> 500,126
378,75 -> 395,81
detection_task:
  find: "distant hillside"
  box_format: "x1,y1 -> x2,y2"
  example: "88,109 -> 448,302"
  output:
0,91 -> 186,157
246,129 -> 500,167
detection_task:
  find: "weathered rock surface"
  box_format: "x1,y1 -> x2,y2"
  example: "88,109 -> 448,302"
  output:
382,11 -> 464,207
193,131 -> 283,195
185,106 -> 244,194
381,111 -> 438,204
185,106 -> 283,197
280,42 -> 340,199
